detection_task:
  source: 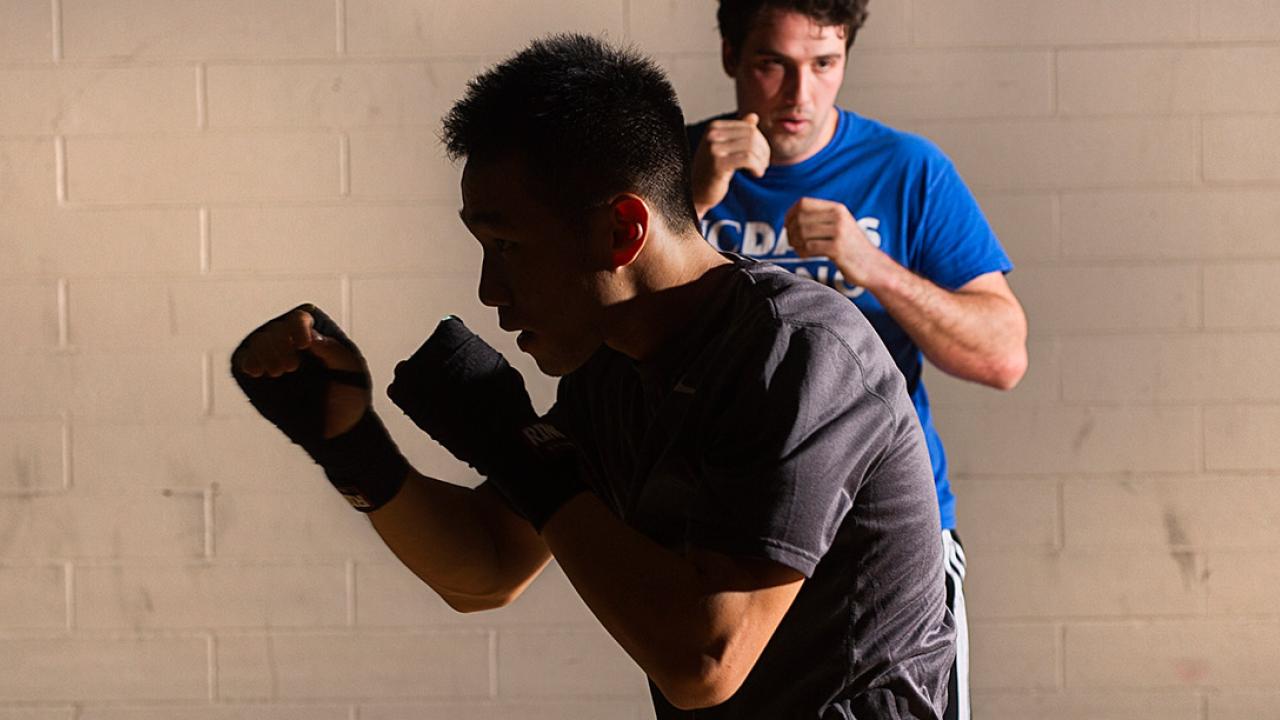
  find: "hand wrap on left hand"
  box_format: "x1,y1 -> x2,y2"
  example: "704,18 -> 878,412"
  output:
387,316 -> 586,530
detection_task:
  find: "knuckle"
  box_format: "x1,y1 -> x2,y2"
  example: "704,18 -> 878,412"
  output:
289,309 -> 314,330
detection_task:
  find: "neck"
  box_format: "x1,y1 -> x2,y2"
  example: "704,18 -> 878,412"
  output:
603,229 -> 731,362
772,105 -> 840,166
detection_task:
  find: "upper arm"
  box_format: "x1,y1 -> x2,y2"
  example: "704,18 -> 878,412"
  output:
690,323 -> 897,577
655,324 -> 890,706
911,152 -> 1013,291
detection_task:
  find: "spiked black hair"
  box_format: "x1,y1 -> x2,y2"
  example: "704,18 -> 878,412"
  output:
442,34 -> 698,233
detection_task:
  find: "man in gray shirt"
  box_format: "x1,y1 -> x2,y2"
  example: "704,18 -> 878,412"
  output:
549,252 -> 956,716
231,34 -> 953,718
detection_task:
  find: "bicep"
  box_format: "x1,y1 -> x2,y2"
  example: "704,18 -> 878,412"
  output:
691,325 -> 892,580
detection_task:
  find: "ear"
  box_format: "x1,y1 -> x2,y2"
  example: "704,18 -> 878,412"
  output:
721,39 -> 738,77
608,194 -> 649,270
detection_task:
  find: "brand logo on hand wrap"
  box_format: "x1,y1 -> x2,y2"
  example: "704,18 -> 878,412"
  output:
701,216 -> 883,298
521,422 -> 565,446
338,487 -> 374,509
518,422 -> 575,461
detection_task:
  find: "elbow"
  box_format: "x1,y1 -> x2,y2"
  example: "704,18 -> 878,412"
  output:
931,338 -> 1028,391
439,587 -> 521,614
988,349 -> 1027,391
986,303 -> 1029,391
652,653 -> 751,710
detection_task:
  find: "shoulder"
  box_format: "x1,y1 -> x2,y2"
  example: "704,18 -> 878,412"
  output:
836,109 -> 956,175
731,258 -> 872,338
719,259 -> 905,400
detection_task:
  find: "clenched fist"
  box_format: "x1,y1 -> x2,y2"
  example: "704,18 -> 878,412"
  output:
388,316 -> 585,531
232,304 -> 369,439
784,197 -> 892,290
231,304 -> 408,512
691,113 -> 771,217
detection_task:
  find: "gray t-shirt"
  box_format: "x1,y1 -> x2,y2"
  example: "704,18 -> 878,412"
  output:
549,255 -> 954,718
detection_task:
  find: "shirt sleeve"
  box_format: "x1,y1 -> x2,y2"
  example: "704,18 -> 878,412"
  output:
910,152 -> 1013,291
687,320 -> 907,577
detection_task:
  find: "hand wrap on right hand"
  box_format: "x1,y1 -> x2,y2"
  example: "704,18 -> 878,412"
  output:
388,316 -> 586,530
231,304 -> 408,511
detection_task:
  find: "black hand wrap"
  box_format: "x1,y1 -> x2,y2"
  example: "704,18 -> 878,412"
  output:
231,304 -> 409,512
388,316 -> 586,530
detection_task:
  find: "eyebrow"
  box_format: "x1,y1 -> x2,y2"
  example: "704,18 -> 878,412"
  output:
752,48 -> 843,62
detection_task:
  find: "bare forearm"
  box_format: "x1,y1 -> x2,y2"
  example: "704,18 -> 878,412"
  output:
369,470 -> 549,611
541,493 -> 795,708
858,257 -> 1027,389
544,495 -> 713,679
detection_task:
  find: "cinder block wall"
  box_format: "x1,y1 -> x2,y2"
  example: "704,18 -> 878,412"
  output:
1,1 -> 1277,718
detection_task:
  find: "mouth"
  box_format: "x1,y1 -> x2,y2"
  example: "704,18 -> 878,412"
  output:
515,330 -> 535,351
775,116 -> 810,134
497,313 -> 521,333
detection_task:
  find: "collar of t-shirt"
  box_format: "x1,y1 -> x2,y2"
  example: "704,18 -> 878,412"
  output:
628,256 -> 745,399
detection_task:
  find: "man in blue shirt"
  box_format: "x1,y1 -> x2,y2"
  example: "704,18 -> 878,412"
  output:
688,2 -> 1029,717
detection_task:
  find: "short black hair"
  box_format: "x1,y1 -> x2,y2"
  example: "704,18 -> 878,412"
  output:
442,34 -> 698,234
717,0 -> 870,59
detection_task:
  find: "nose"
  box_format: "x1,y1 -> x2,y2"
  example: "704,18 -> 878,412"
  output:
477,250 -> 511,308
781,65 -> 810,107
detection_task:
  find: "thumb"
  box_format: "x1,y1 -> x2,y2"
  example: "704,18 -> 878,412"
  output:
306,330 -> 361,372
742,112 -> 759,127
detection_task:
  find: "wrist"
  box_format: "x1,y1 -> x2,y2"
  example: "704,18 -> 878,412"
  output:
846,249 -> 901,296
691,173 -> 730,220
488,421 -> 588,531
693,195 -> 720,219
693,198 -> 715,221
313,409 -> 410,512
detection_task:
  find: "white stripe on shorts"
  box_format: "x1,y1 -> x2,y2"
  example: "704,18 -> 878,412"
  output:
943,529 -> 970,720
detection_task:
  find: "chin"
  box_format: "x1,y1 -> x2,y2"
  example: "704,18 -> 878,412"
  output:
522,343 -> 572,377
769,135 -> 811,161
535,352 -> 597,378
532,356 -> 573,378
527,342 -> 597,378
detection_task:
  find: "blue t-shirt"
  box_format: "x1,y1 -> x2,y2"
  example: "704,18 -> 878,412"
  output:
687,109 -> 1013,529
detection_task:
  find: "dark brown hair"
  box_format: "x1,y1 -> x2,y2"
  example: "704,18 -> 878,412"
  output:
718,0 -> 870,60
